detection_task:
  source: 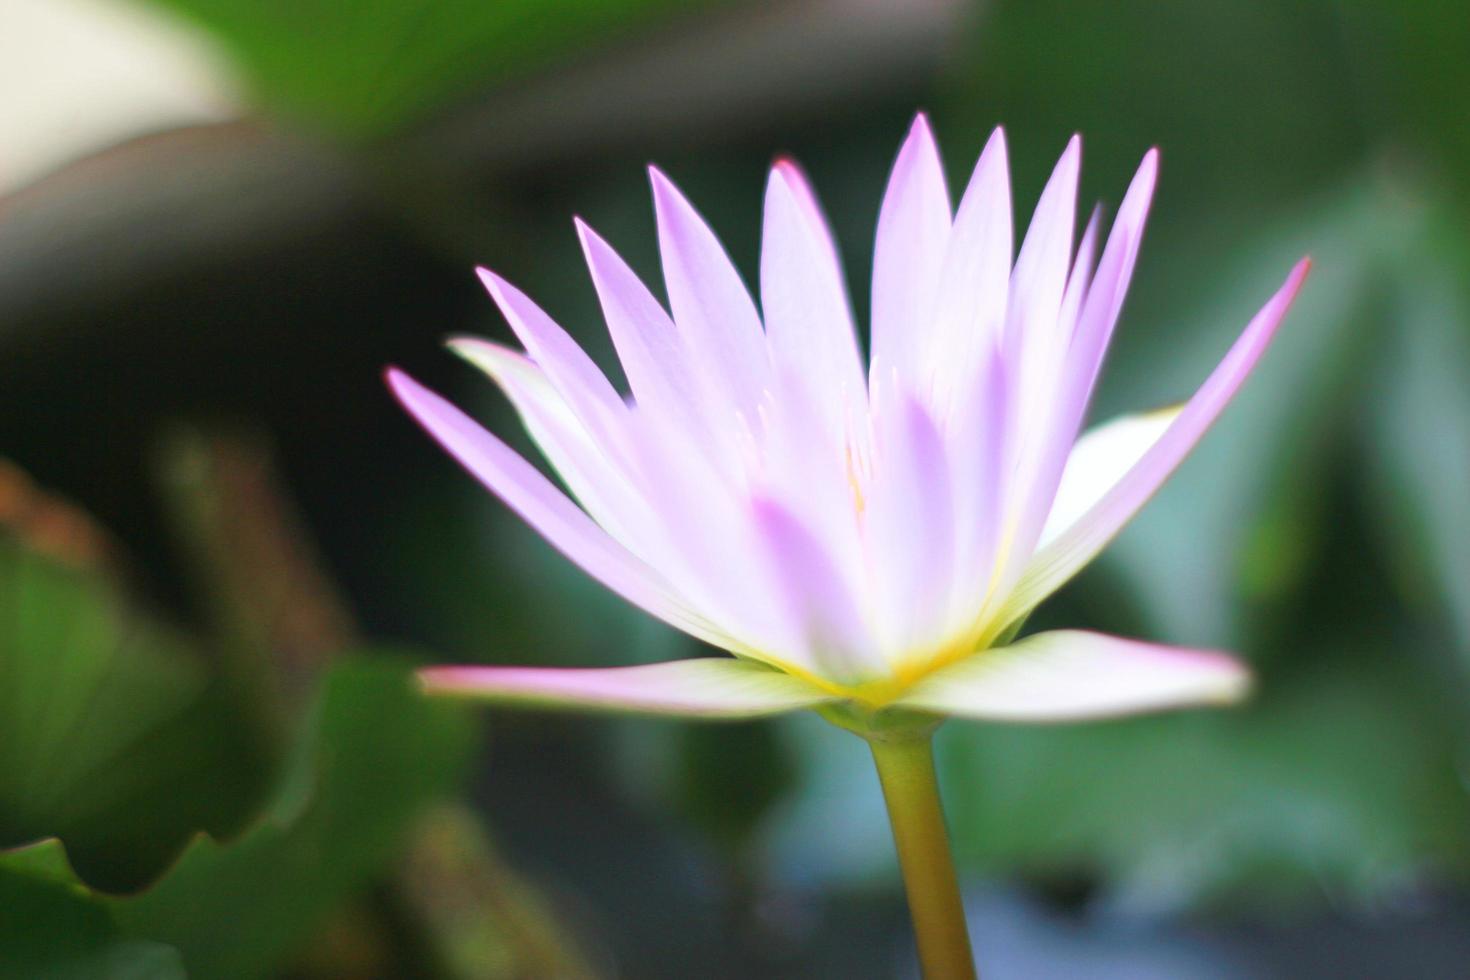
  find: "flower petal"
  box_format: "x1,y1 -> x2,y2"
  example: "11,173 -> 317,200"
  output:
475,268 -> 628,461
385,368 -> 727,647
1001,258 -> 1312,626
761,159 -> 866,432
1058,205 -> 1102,340
996,152 -> 1159,589
946,348 -> 1009,620
447,338 -> 661,556
420,657 -> 835,719
871,113 -> 951,391
928,127 -> 1011,404
1064,150 -> 1159,406
895,629 -> 1250,722
866,392 -> 954,660
1005,135 -> 1080,410
649,166 -> 770,416
575,220 -> 704,429
1038,405 -> 1182,550
751,496 -> 885,684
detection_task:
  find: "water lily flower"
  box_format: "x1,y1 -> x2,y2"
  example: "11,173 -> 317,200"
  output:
390,115 -> 1307,977
390,116 -> 1307,727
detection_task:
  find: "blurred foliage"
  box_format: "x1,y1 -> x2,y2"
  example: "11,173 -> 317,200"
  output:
0,491 -> 267,892
0,867 -> 186,979
136,0 -> 707,136
1,658 -> 473,978
0,454 -> 478,976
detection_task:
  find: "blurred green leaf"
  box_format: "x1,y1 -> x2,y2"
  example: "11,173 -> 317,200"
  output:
0,538 -> 266,891
115,656 -> 474,978
0,855 -> 185,980
946,0 -> 1367,211
1364,214 -> 1470,669
1,655 -> 474,979
138,0 -> 708,136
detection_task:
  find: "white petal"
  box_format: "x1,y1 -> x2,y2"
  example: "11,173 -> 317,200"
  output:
896,630 -> 1250,721
649,166 -> 770,416
575,220 -> 704,430
1038,405 -> 1182,550
1062,150 -> 1159,408
1001,258 -> 1312,627
386,369 -> 727,647
946,349 -> 1009,621
475,268 -> 629,462
928,127 -> 1011,404
865,392 -> 954,659
1058,205 -> 1102,340
421,657 -> 835,718
1004,135 -> 1080,423
448,339 -> 661,557
761,159 -> 866,433
756,366 -> 865,583
751,497 -> 885,683
617,403 -> 787,656
991,151 -> 1160,596
871,113 -> 952,391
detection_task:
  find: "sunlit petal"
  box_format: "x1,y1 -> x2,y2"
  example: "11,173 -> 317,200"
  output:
871,112 -> 951,391
897,630 -> 1250,721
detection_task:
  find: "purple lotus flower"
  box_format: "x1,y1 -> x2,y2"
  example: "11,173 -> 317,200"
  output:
389,115 -> 1308,725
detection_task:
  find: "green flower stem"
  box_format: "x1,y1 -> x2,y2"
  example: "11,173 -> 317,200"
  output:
868,733 -> 976,979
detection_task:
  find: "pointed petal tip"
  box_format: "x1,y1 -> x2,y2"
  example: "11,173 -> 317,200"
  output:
444,334 -> 502,361
1262,256 -> 1312,316
1218,660 -> 1254,703
770,156 -> 812,192
646,164 -> 678,201
1140,147 -> 1160,177
475,266 -> 518,305
572,215 -> 608,256
384,365 -> 413,395
385,367 -> 435,418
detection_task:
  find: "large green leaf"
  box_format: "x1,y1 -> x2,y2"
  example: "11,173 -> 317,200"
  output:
0,538 -> 267,892
0,656 -> 474,979
137,0 -> 707,136
0,855 -> 185,980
